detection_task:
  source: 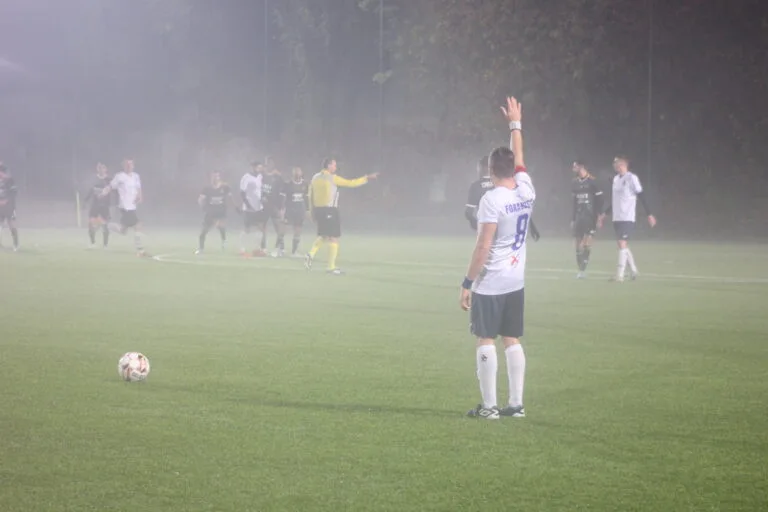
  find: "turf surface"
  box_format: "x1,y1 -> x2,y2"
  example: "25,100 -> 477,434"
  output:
1,230 -> 767,511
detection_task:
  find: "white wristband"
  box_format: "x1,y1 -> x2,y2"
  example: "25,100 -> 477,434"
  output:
509,121 -> 522,131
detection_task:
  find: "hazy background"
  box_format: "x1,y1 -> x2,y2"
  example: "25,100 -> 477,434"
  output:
1,0 -> 766,238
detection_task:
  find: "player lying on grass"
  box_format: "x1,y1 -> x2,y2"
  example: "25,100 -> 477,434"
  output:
461,96 -> 533,420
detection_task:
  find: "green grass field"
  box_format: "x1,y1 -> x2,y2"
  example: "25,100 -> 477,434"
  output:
1,230 -> 767,511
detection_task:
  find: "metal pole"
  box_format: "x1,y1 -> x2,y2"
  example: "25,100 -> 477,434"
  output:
263,0 -> 269,153
647,0 -> 654,189
378,0 -> 384,171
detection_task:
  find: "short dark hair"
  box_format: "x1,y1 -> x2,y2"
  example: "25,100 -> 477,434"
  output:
614,155 -> 629,164
322,157 -> 335,169
489,147 -> 516,179
250,160 -> 262,167
573,159 -> 587,168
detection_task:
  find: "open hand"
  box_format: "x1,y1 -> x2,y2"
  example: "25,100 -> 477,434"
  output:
501,96 -> 522,123
367,172 -> 380,180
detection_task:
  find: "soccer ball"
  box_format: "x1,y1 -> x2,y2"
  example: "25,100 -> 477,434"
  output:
117,352 -> 151,382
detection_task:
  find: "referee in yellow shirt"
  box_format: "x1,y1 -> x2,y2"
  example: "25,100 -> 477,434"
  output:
305,158 -> 378,275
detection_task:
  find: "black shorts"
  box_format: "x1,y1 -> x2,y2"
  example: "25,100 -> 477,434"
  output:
573,215 -> 596,238
243,210 -> 267,228
470,288 -> 525,339
285,208 -> 306,227
315,207 -> 341,238
613,221 -> 635,241
204,210 -> 226,226
120,209 -> 139,228
0,205 -> 16,223
89,205 -> 111,221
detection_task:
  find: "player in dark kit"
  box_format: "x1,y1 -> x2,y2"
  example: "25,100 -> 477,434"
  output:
465,155 -> 541,240
86,163 -> 112,248
261,166 -> 287,257
571,160 -> 604,278
196,171 -> 234,254
284,167 -> 310,257
0,163 -> 19,251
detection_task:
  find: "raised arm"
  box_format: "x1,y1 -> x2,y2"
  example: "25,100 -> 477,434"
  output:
502,97 -> 524,169
332,172 -> 378,188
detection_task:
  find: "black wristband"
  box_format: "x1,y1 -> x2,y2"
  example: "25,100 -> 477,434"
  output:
462,277 -> 473,290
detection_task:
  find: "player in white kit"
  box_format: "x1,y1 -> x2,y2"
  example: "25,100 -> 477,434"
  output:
239,161 -> 268,257
101,159 -> 147,256
460,97 -> 533,420
597,156 -> 656,281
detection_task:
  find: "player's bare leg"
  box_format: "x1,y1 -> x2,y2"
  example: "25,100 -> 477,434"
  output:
291,223 -> 303,257
239,225 -> 251,256
216,219 -> 227,251
88,217 -> 100,248
133,222 -> 147,257
197,218 -> 214,255
576,234 -> 593,278
255,221 -> 268,257
6,218 -> 18,251
499,336 -> 526,417
271,215 -> 285,258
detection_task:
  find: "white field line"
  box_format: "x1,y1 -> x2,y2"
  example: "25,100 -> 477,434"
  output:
151,254 -> 768,284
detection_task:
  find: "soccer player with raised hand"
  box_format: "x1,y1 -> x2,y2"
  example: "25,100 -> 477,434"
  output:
305,158 -> 378,275
597,156 -> 656,281
461,96 -> 533,420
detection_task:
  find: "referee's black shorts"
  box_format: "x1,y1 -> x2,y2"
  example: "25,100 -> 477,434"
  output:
470,288 -> 525,339
314,207 -> 341,238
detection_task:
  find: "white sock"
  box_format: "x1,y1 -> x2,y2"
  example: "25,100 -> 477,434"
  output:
505,344 -> 526,408
133,232 -> 144,251
617,248 -> 628,278
626,248 -> 637,274
476,345 -> 498,409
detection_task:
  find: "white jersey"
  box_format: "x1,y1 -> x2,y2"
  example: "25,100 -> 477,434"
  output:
110,172 -> 141,211
611,172 -> 643,222
473,171 -> 536,296
239,172 -> 263,212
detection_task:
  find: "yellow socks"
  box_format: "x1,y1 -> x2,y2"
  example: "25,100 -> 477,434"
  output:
309,237 -> 324,257
327,242 -> 339,270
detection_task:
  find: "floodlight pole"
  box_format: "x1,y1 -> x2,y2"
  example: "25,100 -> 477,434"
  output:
263,0 -> 269,154
647,0 -> 654,189
378,0 -> 384,172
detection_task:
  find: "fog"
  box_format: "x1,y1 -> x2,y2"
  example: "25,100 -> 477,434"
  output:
1,0 -> 766,240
